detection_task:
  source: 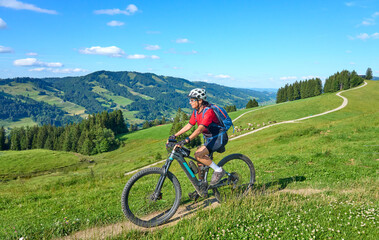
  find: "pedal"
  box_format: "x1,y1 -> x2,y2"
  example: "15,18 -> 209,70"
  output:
188,191 -> 200,201
199,181 -> 209,198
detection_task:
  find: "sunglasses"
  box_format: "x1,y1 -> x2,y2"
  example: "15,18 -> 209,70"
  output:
189,99 -> 198,103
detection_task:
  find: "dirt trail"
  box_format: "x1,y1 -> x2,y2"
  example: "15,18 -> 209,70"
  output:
61,82 -> 367,239
61,198 -> 219,240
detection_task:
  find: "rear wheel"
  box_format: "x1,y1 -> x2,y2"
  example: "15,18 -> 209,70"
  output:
121,167 -> 182,228
213,154 -> 255,202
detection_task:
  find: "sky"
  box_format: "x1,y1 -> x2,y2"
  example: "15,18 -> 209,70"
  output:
0,0 -> 378,88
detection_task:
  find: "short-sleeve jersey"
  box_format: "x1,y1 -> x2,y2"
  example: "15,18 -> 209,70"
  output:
189,107 -> 221,136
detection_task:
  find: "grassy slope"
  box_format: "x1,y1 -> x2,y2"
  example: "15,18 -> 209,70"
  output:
116,81 -> 379,239
0,82 -> 86,118
0,81 -> 377,239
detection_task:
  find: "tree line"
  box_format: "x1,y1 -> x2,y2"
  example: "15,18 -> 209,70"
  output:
276,78 -> 322,103
276,69 -> 367,104
323,70 -> 364,93
0,110 -> 128,155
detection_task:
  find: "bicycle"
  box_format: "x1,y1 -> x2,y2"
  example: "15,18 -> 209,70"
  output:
121,139 -> 256,228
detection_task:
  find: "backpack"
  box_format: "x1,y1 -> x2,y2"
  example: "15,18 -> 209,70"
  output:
196,104 -> 234,132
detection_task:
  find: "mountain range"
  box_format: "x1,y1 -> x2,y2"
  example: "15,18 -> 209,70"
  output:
0,71 -> 276,126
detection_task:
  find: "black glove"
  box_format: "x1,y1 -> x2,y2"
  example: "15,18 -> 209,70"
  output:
169,135 -> 176,140
177,140 -> 187,147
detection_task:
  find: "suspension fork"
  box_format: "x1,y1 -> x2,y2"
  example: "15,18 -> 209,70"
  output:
151,155 -> 174,201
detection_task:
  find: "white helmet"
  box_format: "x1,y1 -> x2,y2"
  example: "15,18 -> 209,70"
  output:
188,88 -> 207,100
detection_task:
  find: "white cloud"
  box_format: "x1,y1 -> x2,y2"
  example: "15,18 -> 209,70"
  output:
176,38 -> 190,43
127,54 -> 160,59
146,30 -> 160,34
28,67 -> 45,72
126,4 -> 138,14
0,17 -> 6,29
29,67 -> 87,73
350,62 -> 356,65
13,58 -> 63,67
127,54 -> 146,59
346,50 -> 352,53
301,76 -> 320,79
214,74 -> 231,79
280,76 -> 297,80
356,33 -> 370,40
0,0 -> 57,14
372,12 -> 379,17
94,4 -> 138,15
79,46 -> 125,57
361,20 -> 375,26
26,52 -> 38,56
353,32 -> 379,40
0,45 -> 13,53
145,44 -> 161,50
345,2 -> 355,7
207,73 -> 232,79
107,20 -> 124,27
166,48 -> 198,55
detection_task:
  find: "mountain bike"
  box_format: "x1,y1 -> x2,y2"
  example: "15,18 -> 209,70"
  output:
121,139 -> 255,228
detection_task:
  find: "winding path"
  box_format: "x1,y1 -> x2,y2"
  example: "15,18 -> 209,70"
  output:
63,81 -> 367,239
230,81 -> 367,141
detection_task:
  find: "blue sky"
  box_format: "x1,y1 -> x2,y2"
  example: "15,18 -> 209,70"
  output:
0,0 -> 378,88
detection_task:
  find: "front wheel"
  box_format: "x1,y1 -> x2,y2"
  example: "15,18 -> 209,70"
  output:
121,167 -> 182,228
213,154 -> 255,202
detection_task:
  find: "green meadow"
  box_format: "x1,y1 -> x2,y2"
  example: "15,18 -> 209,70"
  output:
0,81 -> 378,239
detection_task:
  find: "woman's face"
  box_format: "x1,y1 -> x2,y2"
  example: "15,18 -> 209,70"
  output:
189,98 -> 202,109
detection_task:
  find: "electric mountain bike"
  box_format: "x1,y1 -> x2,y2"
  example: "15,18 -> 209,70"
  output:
121,139 -> 255,228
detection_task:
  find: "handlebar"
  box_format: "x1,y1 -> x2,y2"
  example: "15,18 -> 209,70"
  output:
166,139 -> 191,157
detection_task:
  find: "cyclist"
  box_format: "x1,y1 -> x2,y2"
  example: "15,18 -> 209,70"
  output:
169,88 -> 228,187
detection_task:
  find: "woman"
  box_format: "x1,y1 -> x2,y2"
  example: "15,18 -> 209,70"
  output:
169,88 -> 228,186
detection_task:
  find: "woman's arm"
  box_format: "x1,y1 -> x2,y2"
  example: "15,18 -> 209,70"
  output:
174,123 -> 193,137
188,125 -> 205,141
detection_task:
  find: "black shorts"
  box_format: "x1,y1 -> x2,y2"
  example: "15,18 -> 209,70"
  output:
204,132 -> 228,154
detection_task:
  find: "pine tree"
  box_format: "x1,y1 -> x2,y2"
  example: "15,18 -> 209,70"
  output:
161,116 -> 166,124
0,126 -> 5,150
293,81 -> 300,100
10,128 -> 21,150
366,67 -> 373,80
287,85 -> 294,101
142,120 -> 150,129
314,78 -> 322,96
252,99 -> 258,107
246,99 -> 254,108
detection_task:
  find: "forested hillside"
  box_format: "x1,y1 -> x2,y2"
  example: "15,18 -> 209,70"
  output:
0,71 -> 276,126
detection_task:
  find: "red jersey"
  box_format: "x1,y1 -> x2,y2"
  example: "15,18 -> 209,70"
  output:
189,108 -> 221,135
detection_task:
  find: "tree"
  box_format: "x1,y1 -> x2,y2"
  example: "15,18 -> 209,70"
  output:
161,116 -> 166,124
246,99 -> 254,108
287,85 -> 294,101
246,99 -> 258,108
142,120 -> 150,129
0,127 -> 5,150
293,81 -> 300,100
10,128 -> 21,150
366,67 -> 373,80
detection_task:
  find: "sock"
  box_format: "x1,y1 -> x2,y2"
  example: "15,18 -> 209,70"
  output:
210,162 -> 222,172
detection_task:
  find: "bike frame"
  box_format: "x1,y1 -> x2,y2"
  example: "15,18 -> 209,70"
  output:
152,146 -> 230,200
